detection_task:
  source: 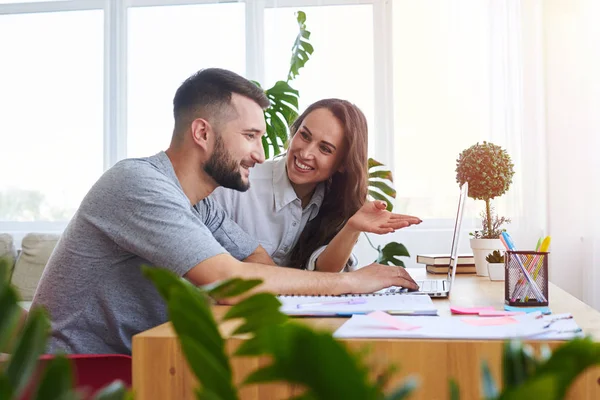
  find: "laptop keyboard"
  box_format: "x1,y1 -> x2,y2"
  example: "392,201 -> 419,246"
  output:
378,280 -> 443,294
416,280 -> 441,292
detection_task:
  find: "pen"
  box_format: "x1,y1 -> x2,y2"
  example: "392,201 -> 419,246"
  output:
532,236 -> 551,279
387,310 -> 438,316
542,314 -> 573,329
515,235 -> 552,300
535,237 -> 543,251
296,298 -> 367,309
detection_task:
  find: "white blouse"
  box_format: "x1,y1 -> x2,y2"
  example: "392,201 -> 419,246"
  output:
209,155 -> 357,270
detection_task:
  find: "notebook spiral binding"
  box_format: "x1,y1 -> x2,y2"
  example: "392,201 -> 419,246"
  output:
278,292 -> 395,298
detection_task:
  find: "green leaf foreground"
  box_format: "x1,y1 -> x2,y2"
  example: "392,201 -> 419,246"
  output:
142,267 -> 236,400
143,266 -> 416,400
92,381 -> 133,400
0,284 -> 21,354
1,257 -> 131,400
481,338 -> 600,400
32,356 -> 78,400
5,307 -> 51,397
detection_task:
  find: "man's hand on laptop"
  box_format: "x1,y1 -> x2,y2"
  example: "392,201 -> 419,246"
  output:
345,263 -> 419,294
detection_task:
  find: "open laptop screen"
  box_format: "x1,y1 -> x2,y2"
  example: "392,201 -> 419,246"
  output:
446,182 -> 469,288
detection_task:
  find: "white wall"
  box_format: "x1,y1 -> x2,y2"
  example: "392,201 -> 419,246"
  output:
544,0 -> 600,301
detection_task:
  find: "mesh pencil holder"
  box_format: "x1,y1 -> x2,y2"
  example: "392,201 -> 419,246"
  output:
504,250 -> 549,307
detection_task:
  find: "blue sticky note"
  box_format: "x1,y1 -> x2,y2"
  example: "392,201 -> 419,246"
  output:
504,304 -> 552,315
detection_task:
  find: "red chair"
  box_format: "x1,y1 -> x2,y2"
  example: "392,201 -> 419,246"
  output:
21,354 -> 132,399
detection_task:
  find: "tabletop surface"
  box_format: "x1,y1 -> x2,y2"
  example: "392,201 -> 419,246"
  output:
135,268 -> 600,341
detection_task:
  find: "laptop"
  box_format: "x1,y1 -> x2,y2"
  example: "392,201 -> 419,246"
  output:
379,181 -> 469,298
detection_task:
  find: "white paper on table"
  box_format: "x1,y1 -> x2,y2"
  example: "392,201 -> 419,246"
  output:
278,294 -> 436,315
333,313 -> 583,340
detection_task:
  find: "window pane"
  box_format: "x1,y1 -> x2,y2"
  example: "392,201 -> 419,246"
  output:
264,5 -> 375,155
0,0 -> 63,3
392,1 -> 490,218
0,10 -> 104,221
127,3 -> 246,158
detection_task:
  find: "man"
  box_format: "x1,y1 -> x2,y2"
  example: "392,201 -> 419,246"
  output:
32,68 -> 417,355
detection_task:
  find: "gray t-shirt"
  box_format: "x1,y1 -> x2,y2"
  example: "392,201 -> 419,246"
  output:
31,152 -> 259,355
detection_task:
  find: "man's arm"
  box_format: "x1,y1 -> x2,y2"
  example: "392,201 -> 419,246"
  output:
243,245 -> 276,265
185,253 -> 418,296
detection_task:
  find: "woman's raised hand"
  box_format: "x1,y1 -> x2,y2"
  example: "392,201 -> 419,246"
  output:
347,200 -> 422,234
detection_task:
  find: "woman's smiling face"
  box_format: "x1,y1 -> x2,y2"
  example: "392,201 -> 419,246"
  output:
286,108 -> 347,195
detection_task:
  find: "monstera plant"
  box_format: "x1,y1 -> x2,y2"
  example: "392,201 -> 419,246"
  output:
257,11 -> 310,159
365,158 -> 409,266
261,12 -> 408,267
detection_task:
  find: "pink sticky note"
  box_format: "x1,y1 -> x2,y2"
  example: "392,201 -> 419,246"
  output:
461,317 -> 517,326
366,311 -> 421,331
450,306 -> 495,315
478,310 -> 525,317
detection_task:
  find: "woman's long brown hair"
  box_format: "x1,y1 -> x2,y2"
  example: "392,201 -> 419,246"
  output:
287,99 -> 369,269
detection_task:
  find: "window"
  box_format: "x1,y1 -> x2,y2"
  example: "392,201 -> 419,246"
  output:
0,9 -> 104,221
127,3 -> 246,158
0,0 -> 385,229
0,0 -> 63,3
392,1 -> 490,219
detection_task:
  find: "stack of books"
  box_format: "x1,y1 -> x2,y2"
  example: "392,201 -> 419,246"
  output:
416,254 -> 476,274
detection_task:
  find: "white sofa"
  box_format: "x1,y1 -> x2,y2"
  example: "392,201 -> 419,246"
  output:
0,233 -> 60,308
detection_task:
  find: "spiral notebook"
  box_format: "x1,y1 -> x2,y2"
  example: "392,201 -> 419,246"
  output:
278,293 -> 437,317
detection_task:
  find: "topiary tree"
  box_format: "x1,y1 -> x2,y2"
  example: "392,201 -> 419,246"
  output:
455,141 -> 515,239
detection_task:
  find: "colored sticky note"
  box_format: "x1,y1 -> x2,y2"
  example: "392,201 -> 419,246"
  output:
450,306 -> 495,315
504,305 -> 552,314
461,317 -> 517,326
366,311 -> 421,331
478,310 -> 525,317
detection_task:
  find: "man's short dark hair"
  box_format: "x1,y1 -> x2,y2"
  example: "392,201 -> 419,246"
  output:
172,68 -> 270,139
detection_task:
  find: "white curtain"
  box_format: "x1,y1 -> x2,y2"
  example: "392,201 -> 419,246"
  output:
471,0 -> 600,308
356,0 -> 550,268
488,0 -> 547,248
583,0 -> 600,310
543,0 -> 600,308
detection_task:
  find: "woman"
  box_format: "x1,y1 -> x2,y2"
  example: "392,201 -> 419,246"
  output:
210,98 -> 421,271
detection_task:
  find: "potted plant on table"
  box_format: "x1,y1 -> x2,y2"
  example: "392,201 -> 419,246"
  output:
485,250 -> 505,281
456,141 -> 515,276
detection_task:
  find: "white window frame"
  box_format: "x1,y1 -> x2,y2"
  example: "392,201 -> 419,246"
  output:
0,0 -> 393,234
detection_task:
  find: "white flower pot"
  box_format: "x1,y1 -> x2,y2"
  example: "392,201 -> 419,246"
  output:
470,238 -> 504,277
487,262 -> 505,281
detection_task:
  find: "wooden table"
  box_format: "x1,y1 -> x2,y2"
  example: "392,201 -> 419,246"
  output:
132,269 -> 600,399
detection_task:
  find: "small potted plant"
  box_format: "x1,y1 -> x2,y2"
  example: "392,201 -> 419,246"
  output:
485,249 -> 505,281
456,141 -> 515,276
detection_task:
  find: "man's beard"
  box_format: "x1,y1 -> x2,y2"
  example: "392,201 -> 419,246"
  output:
204,133 -> 249,192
